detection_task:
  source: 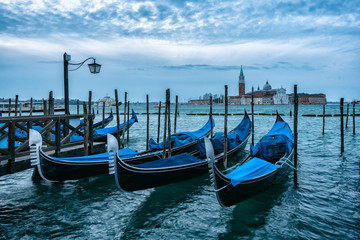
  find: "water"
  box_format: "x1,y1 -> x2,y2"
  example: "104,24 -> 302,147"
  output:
1,104 -> 359,239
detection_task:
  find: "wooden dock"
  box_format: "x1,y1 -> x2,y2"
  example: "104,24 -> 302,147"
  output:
0,113 -> 101,176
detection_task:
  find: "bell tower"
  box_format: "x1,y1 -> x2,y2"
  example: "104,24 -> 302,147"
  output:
238,65 -> 245,96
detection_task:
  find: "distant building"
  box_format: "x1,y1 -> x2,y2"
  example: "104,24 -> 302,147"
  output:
289,93 -> 327,105
230,79 -> 289,105
188,65 -> 327,105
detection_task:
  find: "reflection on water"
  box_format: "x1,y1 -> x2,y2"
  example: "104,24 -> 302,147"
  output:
0,104 -> 359,239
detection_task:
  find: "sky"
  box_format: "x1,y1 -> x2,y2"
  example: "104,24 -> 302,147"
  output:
0,0 -> 359,103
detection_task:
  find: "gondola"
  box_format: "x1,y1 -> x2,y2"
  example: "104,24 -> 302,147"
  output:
29,117 -> 214,182
108,112 -> 251,192
205,114 -> 294,207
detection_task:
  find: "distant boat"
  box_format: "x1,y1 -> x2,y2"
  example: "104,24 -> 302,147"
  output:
154,104 -> 165,108
99,96 -> 115,106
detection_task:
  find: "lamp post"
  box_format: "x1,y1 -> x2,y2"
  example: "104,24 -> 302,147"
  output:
63,52 -> 101,115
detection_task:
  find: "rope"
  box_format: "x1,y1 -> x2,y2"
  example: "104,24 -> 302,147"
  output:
214,183 -> 232,192
276,156 -> 298,171
148,151 -> 163,159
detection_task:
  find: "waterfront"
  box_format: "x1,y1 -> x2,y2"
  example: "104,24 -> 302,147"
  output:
0,104 -> 359,239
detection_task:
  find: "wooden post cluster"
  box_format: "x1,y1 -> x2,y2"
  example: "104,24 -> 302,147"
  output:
340,98 -> 344,153
224,85 -> 228,168
146,94 -> 150,151
294,84 -> 298,184
251,86 -> 254,146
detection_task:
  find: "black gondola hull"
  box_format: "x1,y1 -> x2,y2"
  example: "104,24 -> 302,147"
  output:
37,134 -> 205,182
115,136 -> 249,191
214,155 -> 292,207
38,150 -> 109,181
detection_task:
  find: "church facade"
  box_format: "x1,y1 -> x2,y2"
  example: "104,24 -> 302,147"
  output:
229,66 -> 326,105
229,66 -> 290,105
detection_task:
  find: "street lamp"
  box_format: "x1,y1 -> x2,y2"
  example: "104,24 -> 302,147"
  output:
63,52 -> 101,115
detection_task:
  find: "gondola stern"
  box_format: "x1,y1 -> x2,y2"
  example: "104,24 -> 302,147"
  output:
106,133 -> 118,175
29,129 -> 42,167
106,134 -> 128,192
204,137 -> 218,189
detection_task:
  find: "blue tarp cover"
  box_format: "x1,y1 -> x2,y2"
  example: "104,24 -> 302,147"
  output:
95,110 -> 138,136
211,117 -> 251,154
149,118 -> 214,150
52,148 -> 139,162
250,121 -> 294,161
226,157 -> 282,186
0,137 -> 21,148
134,152 -> 203,169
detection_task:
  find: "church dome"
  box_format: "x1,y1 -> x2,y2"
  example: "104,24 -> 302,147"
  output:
263,81 -> 272,90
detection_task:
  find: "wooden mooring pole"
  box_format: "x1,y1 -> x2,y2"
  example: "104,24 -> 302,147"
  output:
83,102 -> 89,156
43,100 -> 48,115
121,92 -> 127,148
322,104 -> 325,135
115,89 -> 121,148
166,89 -> 172,158
174,95 -> 178,133
251,86 -> 254,146
8,98 -> 11,116
49,91 -> 54,115
345,103 -> 349,128
162,96 -> 168,159
102,101 -> 105,127
146,94 -> 150,151
88,92 -> 94,154
88,91 -> 92,117
157,101 -> 161,143
30,97 -> 33,116
14,95 -> 18,117
55,118 -> 61,157
353,104 -> 356,135
127,100 -> 130,143
8,120 -> 15,173
77,100 -> 80,114
340,98 -> 344,153
294,84 -> 298,184
209,95 -> 213,138
224,85 -> 228,168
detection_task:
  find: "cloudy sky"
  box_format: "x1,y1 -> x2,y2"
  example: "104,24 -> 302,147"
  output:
0,0 -> 359,102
